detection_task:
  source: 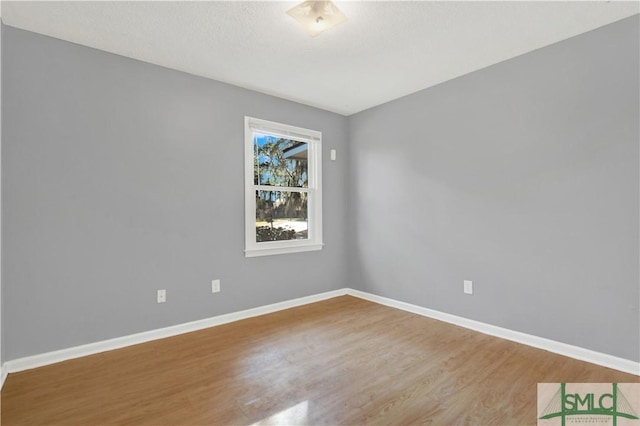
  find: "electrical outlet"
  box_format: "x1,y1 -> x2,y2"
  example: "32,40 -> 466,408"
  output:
211,279 -> 221,293
464,280 -> 473,295
157,289 -> 167,303
330,149 -> 337,161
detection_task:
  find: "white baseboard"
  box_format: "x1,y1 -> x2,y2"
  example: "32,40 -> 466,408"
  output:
3,287 -> 638,377
347,289 -> 640,376
4,288 -> 348,374
0,364 -> 7,390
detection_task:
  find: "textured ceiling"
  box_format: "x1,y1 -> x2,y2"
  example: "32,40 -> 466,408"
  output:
2,1 -> 638,115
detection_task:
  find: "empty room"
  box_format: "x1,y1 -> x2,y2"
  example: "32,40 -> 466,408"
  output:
0,1 -> 639,425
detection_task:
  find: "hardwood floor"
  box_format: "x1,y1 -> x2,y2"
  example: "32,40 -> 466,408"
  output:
1,296 -> 638,425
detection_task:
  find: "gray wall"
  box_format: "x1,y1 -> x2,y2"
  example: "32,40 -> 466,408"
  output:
0,16 -> 3,368
348,15 -> 639,362
3,16 -> 639,364
1,25 -> 349,361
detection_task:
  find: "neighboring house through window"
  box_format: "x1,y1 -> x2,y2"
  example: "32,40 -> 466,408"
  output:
244,117 -> 323,257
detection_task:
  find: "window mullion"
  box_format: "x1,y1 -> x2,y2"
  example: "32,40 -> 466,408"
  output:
254,185 -> 309,193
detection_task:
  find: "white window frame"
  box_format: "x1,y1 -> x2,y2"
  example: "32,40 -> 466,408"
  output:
244,117 -> 323,257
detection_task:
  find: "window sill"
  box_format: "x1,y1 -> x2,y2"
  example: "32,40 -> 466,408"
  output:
245,243 -> 324,258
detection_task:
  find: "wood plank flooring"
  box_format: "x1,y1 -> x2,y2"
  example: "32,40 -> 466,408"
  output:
1,296 -> 638,425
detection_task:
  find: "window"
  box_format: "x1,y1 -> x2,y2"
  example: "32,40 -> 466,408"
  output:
244,117 -> 323,257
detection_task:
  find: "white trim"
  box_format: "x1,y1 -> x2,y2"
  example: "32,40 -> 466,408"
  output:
254,185 -> 308,193
2,288 -> 637,377
245,243 -> 323,258
246,116 -> 321,144
244,116 -> 323,257
347,289 -> 640,376
0,364 -> 7,390
4,289 -> 348,374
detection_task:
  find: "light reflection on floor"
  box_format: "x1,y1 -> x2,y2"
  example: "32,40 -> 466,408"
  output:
250,400 -> 309,426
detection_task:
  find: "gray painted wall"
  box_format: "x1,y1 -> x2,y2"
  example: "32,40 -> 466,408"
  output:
1,25 -> 349,361
349,15 -> 639,362
2,16 -> 639,364
0,16 -> 3,368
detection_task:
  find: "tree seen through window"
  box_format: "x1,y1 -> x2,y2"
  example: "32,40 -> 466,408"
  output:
254,134 -> 309,242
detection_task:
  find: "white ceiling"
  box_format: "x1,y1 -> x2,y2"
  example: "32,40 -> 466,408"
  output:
2,1 -> 638,115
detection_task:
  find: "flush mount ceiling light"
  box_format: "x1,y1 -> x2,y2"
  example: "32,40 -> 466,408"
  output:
286,0 -> 347,37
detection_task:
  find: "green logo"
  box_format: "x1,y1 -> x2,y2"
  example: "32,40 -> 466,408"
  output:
539,383 -> 639,426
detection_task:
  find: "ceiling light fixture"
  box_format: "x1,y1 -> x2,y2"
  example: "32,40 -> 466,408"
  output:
286,0 -> 347,37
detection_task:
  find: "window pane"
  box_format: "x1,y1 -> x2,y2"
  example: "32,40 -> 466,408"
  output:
255,190 -> 308,242
254,134 -> 308,188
